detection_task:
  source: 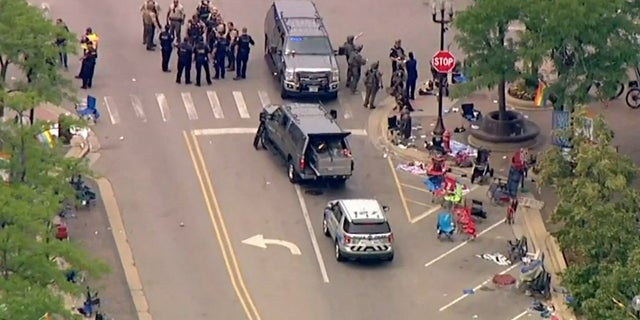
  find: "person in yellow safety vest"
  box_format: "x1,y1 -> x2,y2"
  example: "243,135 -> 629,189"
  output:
444,183 -> 463,205
77,28 -> 99,78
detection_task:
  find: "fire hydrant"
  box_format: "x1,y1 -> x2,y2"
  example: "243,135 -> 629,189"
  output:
443,130 -> 451,154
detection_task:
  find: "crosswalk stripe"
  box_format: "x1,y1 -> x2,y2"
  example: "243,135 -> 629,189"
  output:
232,91 -> 251,119
103,96 -> 121,125
206,90 -> 224,119
258,90 -> 271,108
181,92 -> 199,120
129,95 -> 147,122
155,93 -> 170,122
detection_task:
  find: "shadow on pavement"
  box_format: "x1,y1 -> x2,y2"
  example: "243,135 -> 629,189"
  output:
66,180 -> 138,320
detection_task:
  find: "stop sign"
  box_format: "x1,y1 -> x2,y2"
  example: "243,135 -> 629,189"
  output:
432,50 -> 456,73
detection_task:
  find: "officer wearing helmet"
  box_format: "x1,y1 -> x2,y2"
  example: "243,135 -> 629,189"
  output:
347,44 -> 367,94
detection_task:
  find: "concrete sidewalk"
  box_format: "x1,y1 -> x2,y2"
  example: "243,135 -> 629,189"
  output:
366,98 -> 577,320
2,104 -> 149,319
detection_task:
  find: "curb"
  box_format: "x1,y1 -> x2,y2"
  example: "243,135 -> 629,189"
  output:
95,178 -> 153,320
522,207 -> 576,320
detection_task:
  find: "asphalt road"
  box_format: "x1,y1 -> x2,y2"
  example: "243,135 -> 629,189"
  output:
43,0 -> 500,318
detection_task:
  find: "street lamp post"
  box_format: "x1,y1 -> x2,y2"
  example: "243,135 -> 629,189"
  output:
432,1 -> 454,149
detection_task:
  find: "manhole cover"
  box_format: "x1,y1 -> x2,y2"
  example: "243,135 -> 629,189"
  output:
493,274 -> 516,286
305,190 -> 323,196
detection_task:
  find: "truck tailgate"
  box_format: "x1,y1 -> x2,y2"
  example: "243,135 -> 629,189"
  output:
311,153 -> 353,176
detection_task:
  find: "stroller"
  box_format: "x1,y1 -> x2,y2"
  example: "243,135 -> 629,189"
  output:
470,147 -> 494,184
519,253 -> 552,299
437,212 -> 455,240
75,95 -> 100,123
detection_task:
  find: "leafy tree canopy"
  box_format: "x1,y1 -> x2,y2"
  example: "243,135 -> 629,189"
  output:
518,0 -> 640,110
539,115 -> 640,316
0,119 -> 108,319
452,0 -> 522,99
0,0 -> 77,115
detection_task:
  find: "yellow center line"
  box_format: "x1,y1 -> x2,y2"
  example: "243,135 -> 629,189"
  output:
182,131 -> 260,320
386,157 -> 413,223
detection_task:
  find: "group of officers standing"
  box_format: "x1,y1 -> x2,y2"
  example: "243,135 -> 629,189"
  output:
141,0 -> 255,86
339,37 -> 418,111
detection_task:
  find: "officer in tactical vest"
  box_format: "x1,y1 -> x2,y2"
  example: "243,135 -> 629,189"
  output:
363,61 -> 382,109
141,0 -> 161,50
253,110 -> 268,150
226,22 -> 239,71
159,25 -> 174,72
194,40 -> 212,86
234,27 -> 255,80
166,0 -> 185,42
342,35 -> 355,87
347,44 -> 367,94
213,34 -> 228,79
175,37 -> 193,84
196,0 -> 211,22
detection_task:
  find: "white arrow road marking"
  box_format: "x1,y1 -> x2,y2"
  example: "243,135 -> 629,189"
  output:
242,234 -> 301,255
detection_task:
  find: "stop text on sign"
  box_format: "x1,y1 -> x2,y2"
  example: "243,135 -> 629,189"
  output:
432,50 -> 456,73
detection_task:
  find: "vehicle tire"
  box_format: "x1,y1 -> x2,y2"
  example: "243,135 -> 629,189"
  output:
626,88 -> 640,109
287,159 -> 299,184
384,253 -> 394,262
335,241 -> 344,262
322,219 -> 330,237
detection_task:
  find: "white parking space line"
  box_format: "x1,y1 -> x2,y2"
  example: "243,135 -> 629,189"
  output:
405,199 -> 432,208
155,93 -> 170,122
192,127 -> 367,136
129,95 -> 147,122
510,310 -> 532,320
206,91 -> 224,119
258,90 -> 271,108
294,185 -> 330,283
103,96 -> 121,125
401,183 -> 431,194
181,92 -> 199,120
439,263 -> 521,311
424,219 -> 505,268
232,91 -> 251,119
410,206 -> 440,224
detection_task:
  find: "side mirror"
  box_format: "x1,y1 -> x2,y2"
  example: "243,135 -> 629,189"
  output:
382,206 -> 389,212
329,109 -> 337,120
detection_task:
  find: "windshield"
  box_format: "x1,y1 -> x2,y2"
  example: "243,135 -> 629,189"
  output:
285,36 -> 332,55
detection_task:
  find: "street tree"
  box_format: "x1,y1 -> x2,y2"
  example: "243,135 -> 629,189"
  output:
518,0 -> 640,111
452,0 -> 522,122
0,113 -> 108,318
538,114 -> 640,316
0,0 -> 77,118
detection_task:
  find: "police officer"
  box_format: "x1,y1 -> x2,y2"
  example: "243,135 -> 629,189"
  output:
226,22 -> 239,71
175,37 -> 193,84
363,61 -> 382,109
194,40 -> 212,86
253,110 -> 268,150
159,25 -> 174,72
213,34 -> 228,79
234,27 -> 254,80
196,0 -> 211,22
347,45 -> 366,94
80,42 -> 98,89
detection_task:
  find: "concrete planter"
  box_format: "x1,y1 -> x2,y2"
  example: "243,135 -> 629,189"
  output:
506,93 -> 552,111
